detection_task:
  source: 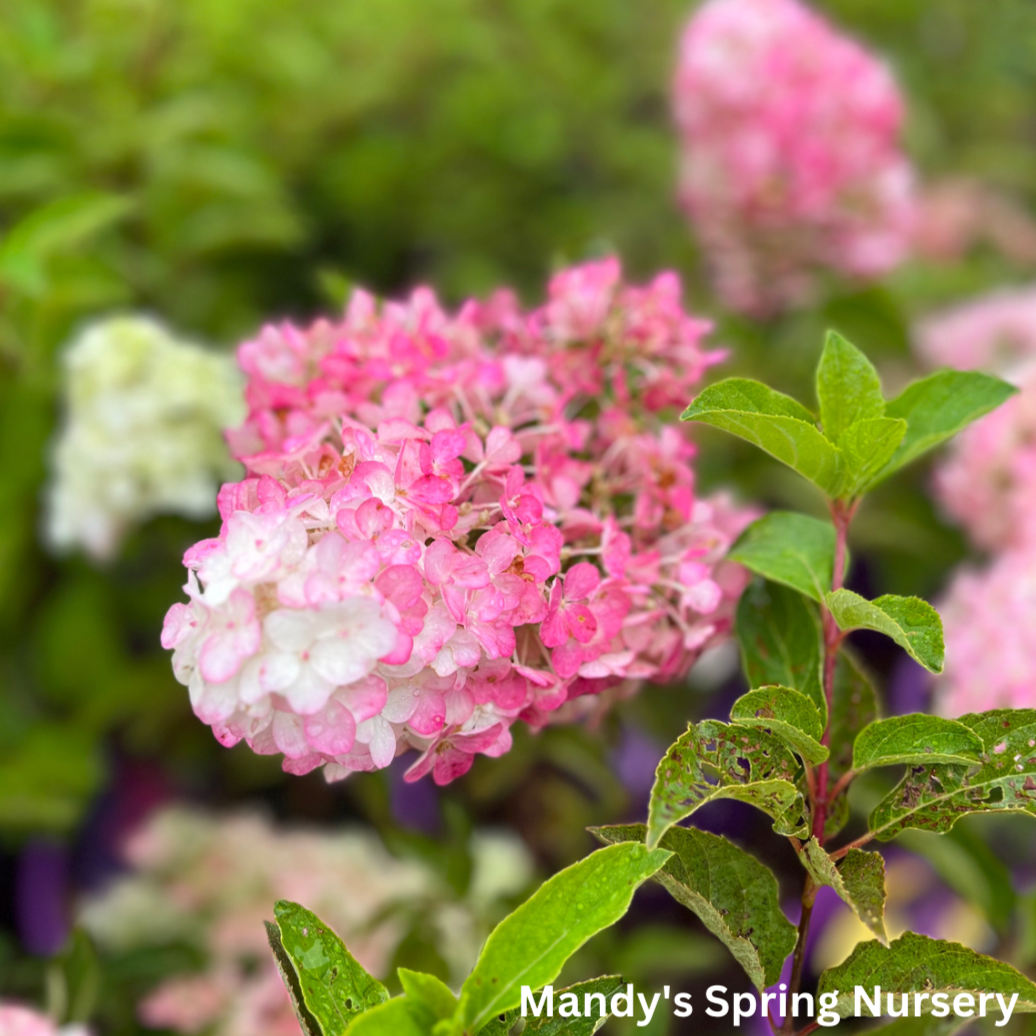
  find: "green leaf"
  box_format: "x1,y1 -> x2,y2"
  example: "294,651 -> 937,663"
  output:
730,687 -> 828,765
816,330 -> 886,442
346,998 -> 427,1036
593,825 -> 796,990
456,843 -> 671,1034
824,650 -> 880,840
869,709 -> 1036,841
523,976 -> 625,1034
879,370 -> 1017,480
835,417 -> 907,498
265,901 -> 389,1036
853,715 -> 985,770
397,970 -> 456,1021
826,590 -> 944,673
864,1017 -> 972,1036
646,720 -> 808,849
816,932 -> 1036,1020
736,580 -> 826,720
728,512 -> 841,603
798,837 -> 887,944
681,379 -> 844,496
829,650 -> 880,779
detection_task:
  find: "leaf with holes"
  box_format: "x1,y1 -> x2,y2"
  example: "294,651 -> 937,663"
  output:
798,837 -> 887,944
646,720 -> 808,849
826,590 -> 944,673
816,330 -> 886,442
523,976 -> 625,1034
869,710 -> 1036,841
456,843 -> 670,1035
737,581 -> 826,720
266,901 -> 388,1036
854,715 -> 984,770
731,687 -> 827,765
681,379 -> 844,496
878,370 -> 1017,481
816,932 -> 1036,1020
594,825 -> 795,990
729,512 -> 842,603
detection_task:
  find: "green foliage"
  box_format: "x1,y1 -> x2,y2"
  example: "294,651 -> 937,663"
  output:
816,330 -> 887,442
826,590 -> 945,673
816,932 -> 1036,1019
456,843 -> 669,1034
593,825 -> 796,990
736,580 -> 826,717
878,371 -> 1019,481
683,333 -> 1014,501
265,900 -> 389,1036
853,714 -> 985,769
729,512 -> 842,603
522,977 -> 624,1034
798,838 -> 887,944
397,969 -> 457,1021
681,379 -> 845,497
730,686 -> 828,765
870,710 -> 1036,840
646,720 -> 808,849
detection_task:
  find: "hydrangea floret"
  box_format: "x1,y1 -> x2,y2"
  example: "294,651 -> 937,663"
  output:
162,259 -> 753,784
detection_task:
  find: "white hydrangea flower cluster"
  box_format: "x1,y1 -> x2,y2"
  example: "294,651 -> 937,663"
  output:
45,316 -> 245,559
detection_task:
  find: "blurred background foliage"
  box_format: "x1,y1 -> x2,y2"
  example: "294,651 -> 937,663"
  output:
3,0 -> 1036,1033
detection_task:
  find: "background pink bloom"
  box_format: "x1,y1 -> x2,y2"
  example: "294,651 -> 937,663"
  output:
674,0 -> 915,315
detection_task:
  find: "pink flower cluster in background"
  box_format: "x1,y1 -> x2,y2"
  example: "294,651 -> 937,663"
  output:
916,285 -> 1036,713
0,1005 -> 88,1036
673,0 -> 915,316
918,286 -> 1036,552
162,258 -> 753,784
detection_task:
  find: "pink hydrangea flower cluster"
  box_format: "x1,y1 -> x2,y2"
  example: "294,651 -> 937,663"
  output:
162,258 -> 753,785
936,552 -> 1036,716
918,286 -> 1036,551
673,0 -> 915,316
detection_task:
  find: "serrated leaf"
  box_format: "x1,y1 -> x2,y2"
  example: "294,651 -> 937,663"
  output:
398,970 -> 456,1021
457,843 -> 670,1034
737,580 -> 826,720
798,837 -> 887,944
266,901 -> 388,1036
729,512 -> 840,603
346,998 -> 427,1036
682,379 -> 844,496
878,370 -> 1017,480
817,330 -> 886,442
816,932 -> 1036,1019
836,417 -> 907,498
524,976 -> 625,1034
854,715 -> 984,770
594,825 -> 795,990
646,720 -> 808,849
731,687 -> 828,765
869,709 -> 1036,841
826,591 -> 944,673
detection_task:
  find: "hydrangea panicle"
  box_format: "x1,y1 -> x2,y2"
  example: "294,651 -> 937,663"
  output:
163,259 -> 753,784
45,316 -> 244,560
673,0 -> 915,315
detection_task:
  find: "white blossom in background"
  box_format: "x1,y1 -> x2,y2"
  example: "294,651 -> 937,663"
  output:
44,316 -> 245,560
78,805 -> 533,1036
